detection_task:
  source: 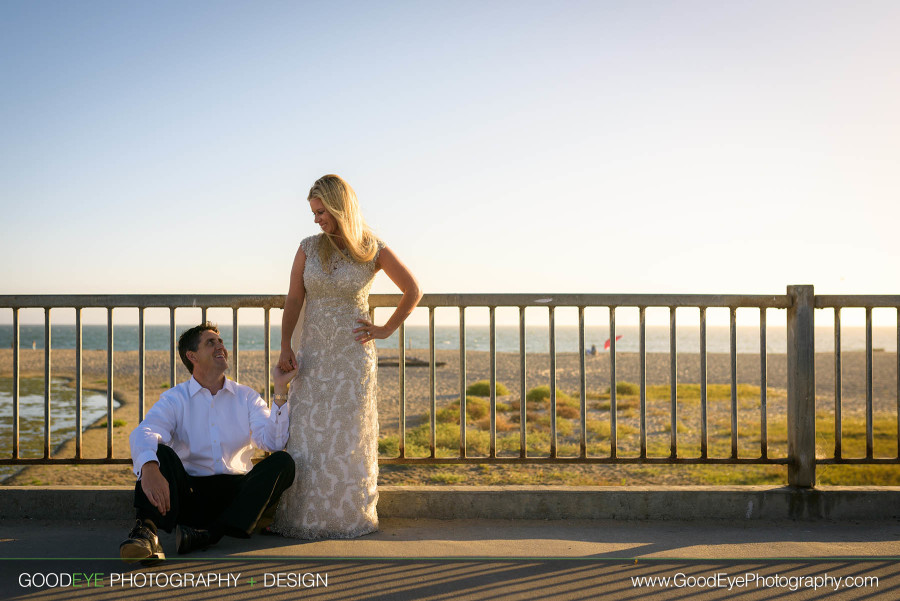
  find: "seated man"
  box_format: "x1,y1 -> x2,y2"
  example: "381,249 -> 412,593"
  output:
120,322 -> 297,563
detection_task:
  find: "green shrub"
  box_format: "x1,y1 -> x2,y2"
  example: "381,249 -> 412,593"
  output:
557,393 -> 580,407
474,413 -> 517,432
378,436 -> 399,456
464,397 -> 488,418
405,425 -> 432,449
610,381 -> 639,396
587,419 -> 610,438
464,429 -> 491,455
428,472 -> 466,484
526,386 -> 550,403
435,422 -> 462,448
557,405 -> 580,419
436,396 -> 490,423
525,386 -> 573,404
532,415 -> 574,437
377,431 -> 431,458
466,380 -> 510,396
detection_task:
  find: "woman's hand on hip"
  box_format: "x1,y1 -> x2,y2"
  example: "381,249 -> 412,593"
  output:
354,319 -> 389,344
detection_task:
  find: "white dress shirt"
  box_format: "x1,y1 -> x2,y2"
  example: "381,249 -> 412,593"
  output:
129,376 -> 290,478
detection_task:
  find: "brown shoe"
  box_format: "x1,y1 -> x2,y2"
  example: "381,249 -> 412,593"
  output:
119,520 -> 165,564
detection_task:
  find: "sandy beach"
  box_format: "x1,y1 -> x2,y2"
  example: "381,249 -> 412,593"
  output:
1,348 -> 897,486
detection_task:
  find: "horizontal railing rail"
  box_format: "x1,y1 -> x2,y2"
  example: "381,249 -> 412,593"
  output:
2,288 -> 899,487
370,293 -> 792,309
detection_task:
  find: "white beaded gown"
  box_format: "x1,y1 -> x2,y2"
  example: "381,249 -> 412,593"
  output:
271,234 -> 383,539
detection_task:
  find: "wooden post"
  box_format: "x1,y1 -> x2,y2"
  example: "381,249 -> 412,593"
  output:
787,285 -> 816,487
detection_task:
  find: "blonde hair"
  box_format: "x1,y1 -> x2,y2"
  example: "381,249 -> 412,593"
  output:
308,174 -> 378,265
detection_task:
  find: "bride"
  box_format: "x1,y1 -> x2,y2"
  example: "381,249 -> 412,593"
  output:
271,174 -> 421,539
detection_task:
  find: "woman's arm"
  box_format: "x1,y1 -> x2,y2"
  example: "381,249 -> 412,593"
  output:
278,245 -> 307,370
354,246 -> 422,344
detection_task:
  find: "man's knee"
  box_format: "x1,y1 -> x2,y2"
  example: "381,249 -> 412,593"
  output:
155,444 -> 179,465
258,451 -> 295,487
269,451 -> 295,475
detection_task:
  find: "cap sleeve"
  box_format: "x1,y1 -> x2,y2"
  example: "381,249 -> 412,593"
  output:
299,235 -> 318,257
373,238 -> 386,265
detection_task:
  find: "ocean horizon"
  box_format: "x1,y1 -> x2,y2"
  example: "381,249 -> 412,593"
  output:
1,324 -> 896,355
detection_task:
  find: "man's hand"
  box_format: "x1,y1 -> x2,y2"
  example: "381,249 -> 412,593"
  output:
140,462 -> 170,516
271,364 -> 298,406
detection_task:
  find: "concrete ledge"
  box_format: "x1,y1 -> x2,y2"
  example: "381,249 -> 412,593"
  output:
378,485 -> 900,520
2,485 -> 899,521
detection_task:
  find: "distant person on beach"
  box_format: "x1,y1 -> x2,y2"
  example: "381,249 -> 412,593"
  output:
270,174 -> 421,539
119,322 -> 298,563
587,344 -> 598,356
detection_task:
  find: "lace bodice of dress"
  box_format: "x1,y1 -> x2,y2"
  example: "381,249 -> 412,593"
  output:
302,235 -> 380,318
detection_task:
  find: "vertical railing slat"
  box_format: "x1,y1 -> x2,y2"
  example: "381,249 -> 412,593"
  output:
866,307 -> 874,459
669,307 -> 677,459
233,309 -> 240,383
760,308 -> 768,459
489,306 -> 496,458
549,306 -> 557,458
398,321 -> 406,459
12,308 -> 19,459
519,307 -> 527,458
639,306 -> 647,459
609,307 -> 617,459
429,307 -> 436,458
169,308 -> 176,387
264,308 -> 271,406
44,308 -> 51,459
107,307 -> 114,458
75,308 -> 83,459
459,307 -> 466,457
700,307 -> 708,459
578,306 -> 586,458
834,309 -> 842,460
138,307 -> 145,422
730,307 -> 738,459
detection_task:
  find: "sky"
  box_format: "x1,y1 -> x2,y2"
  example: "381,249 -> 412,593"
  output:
1,0 -> 899,326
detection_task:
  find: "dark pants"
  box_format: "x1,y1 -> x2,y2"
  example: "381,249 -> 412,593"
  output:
134,444 -> 295,538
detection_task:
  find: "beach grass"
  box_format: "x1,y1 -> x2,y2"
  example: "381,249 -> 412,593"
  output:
378,383 -> 900,486
466,380 -> 510,397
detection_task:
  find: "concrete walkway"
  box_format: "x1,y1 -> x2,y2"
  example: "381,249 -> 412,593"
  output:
2,518 -> 899,600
